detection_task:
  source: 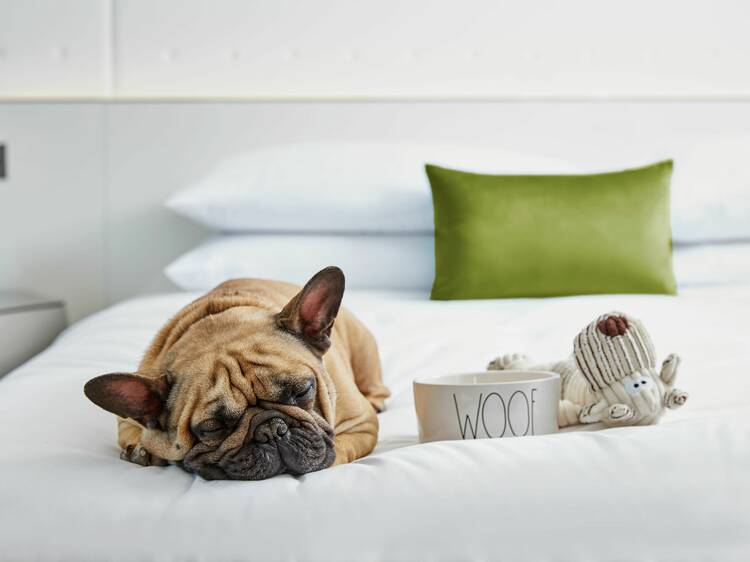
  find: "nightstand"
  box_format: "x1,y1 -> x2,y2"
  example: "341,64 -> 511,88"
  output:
0,291 -> 67,377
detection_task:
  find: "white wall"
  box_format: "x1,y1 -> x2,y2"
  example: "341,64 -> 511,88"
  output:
1,0 -> 750,99
0,104 -> 107,321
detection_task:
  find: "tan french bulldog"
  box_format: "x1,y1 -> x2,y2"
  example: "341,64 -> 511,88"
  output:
84,267 -> 390,480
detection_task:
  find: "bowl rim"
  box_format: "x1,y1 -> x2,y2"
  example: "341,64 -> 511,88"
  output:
413,370 -> 560,387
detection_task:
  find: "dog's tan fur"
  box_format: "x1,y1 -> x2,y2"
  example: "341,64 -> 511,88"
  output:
88,269 -> 389,477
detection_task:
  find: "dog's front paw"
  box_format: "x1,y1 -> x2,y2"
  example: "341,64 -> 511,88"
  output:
487,353 -> 529,371
367,396 -> 386,413
607,404 -> 635,424
120,444 -> 168,467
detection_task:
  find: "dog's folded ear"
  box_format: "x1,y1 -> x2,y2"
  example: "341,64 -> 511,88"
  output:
84,373 -> 167,429
276,266 -> 345,355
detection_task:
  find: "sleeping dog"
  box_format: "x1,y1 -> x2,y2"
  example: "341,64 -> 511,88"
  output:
84,267 -> 390,480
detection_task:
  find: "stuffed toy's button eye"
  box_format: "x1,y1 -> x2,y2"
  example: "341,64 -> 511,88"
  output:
624,379 -> 643,396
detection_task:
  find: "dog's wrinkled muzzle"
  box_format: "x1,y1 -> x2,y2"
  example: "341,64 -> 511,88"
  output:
180,405 -> 335,481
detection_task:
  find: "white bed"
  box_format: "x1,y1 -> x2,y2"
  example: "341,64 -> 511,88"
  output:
1,285 -> 748,561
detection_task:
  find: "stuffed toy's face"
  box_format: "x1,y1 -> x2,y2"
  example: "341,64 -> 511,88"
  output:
595,370 -> 668,425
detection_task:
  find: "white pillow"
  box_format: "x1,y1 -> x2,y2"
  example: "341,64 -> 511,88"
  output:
670,135 -> 750,243
673,242 -> 750,288
165,236 -> 750,293
165,142 -> 570,233
168,139 -> 750,243
164,234 -> 435,291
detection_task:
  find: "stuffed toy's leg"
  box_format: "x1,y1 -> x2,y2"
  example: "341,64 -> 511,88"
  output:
578,400 -> 635,425
660,354 -> 688,409
660,353 -> 679,385
487,353 -> 567,375
487,353 -> 533,371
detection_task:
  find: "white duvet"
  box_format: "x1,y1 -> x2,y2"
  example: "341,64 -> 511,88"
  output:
1,287 -> 748,561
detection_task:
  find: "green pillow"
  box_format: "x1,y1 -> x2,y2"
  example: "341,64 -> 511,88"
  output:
426,160 -> 676,300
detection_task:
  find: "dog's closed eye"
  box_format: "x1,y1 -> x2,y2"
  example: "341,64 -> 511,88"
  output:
194,419 -> 228,440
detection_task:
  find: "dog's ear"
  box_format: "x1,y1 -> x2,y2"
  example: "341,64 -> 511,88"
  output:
276,266 -> 345,355
84,373 -> 168,429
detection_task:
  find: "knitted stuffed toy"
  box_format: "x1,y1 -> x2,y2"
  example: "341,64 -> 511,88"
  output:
488,312 -> 688,427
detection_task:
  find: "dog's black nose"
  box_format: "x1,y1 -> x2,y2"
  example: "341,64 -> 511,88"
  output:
254,417 -> 288,443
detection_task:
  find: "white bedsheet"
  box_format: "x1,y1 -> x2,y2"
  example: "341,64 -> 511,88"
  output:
1,287 -> 748,561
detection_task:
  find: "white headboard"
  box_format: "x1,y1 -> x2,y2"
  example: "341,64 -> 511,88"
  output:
1,0 -> 750,99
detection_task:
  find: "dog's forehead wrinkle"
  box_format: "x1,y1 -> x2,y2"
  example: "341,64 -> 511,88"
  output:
229,345 -> 286,375
249,377 -> 269,406
190,363 -> 248,423
225,346 -> 316,404
223,358 -> 258,404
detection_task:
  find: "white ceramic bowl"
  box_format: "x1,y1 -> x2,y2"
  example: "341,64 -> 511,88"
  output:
413,371 -> 561,443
